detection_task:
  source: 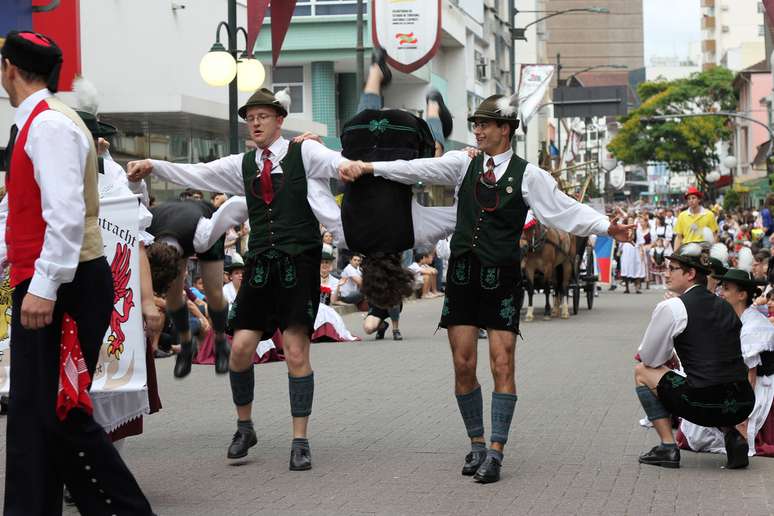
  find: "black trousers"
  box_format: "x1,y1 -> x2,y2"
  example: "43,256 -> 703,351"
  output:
4,258 -> 153,516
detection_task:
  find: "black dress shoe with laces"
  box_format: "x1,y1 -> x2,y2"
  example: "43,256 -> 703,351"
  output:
473,454 -> 501,483
724,429 -> 749,469
375,320 -> 389,340
173,340 -> 195,378
426,88 -> 453,139
214,335 -> 230,375
227,427 -> 257,459
638,445 -> 680,468
461,449 -> 487,476
289,445 -> 312,471
372,47 -> 392,87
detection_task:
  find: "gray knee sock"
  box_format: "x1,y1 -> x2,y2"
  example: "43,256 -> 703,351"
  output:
230,366 -> 254,406
455,386 -> 484,439
289,373 -> 314,417
168,304 -> 190,339
491,392 -> 518,445
636,385 -> 670,421
209,304 -> 229,335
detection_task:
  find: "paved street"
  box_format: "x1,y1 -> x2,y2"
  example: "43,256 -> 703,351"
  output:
3,289 -> 774,515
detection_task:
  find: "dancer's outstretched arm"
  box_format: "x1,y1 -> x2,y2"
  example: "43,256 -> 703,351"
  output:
192,196 -> 249,254
127,154 -> 244,196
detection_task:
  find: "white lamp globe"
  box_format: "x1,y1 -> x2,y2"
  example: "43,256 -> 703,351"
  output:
705,171 -> 721,183
601,157 -> 617,171
722,155 -> 737,172
199,43 -> 237,87
237,57 -> 266,92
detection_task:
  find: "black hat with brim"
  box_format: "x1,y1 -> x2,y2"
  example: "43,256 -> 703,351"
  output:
1,31 -> 63,93
666,243 -> 713,274
77,111 -> 118,138
238,88 -> 288,119
708,257 -> 728,277
712,268 -> 767,287
467,94 -> 520,128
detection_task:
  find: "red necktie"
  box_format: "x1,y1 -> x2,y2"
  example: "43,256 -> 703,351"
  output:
483,157 -> 496,185
260,148 -> 273,204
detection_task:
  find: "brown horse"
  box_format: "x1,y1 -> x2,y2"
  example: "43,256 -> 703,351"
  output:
521,221 -> 576,321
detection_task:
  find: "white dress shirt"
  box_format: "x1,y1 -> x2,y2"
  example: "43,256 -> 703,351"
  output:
371,148 -> 610,237
637,285 -> 702,367
0,88 -> 91,301
148,136 -> 345,243
740,305 -> 774,369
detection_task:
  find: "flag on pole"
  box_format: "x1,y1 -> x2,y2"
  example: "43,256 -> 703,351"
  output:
271,0 -> 297,65
594,235 -> 614,285
246,0 -> 270,55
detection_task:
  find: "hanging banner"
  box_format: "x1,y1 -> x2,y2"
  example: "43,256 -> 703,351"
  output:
0,194 -> 149,431
371,0 -> 442,74
517,64 -> 554,126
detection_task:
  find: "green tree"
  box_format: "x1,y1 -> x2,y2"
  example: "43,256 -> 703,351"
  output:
608,67 -> 737,186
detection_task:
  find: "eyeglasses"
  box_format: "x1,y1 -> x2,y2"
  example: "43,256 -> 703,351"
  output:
245,114 -> 277,124
471,121 -> 491,130
667,265 -> 683,273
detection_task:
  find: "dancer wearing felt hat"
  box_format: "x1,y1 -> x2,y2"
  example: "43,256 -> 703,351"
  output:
338,93 -> 633,484
633,243 -> 754,469
128,87 -> 345,471
0,31 -> 153,514
678,264 -> 774,462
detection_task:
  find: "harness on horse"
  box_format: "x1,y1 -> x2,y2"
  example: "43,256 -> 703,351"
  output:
524,222 -> 572,262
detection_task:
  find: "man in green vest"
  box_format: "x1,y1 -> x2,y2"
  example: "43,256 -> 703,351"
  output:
127,88 -> 344,471
338,94 -> 633,483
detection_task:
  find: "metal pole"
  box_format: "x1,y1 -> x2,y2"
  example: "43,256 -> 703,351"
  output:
556,53 -> 562,171
355,0 -> 365,88
228,0 -> 239,154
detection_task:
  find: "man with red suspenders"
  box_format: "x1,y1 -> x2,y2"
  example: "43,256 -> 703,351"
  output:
1,31 -> 153,515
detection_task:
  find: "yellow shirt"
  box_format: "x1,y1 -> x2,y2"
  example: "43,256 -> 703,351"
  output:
673,208 -> 718,243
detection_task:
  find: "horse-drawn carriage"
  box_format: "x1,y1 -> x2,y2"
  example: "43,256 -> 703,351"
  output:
520,221 -> 597,321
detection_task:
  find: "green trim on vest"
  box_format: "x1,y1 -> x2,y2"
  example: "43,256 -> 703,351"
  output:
242,142 -> 320,258
450,154 -> 529,266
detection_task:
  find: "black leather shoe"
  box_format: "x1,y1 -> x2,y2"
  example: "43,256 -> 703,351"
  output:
214,335 -> 230,375
426,88 -> 453,139
289,445 -> 312,471
724,429 -> 749,469
227,427 -> 257,459
173,341 -> 194,379
473,454 -> 501,483
461,449 -> 487,476
372,47 -> 392,87
638,445 -> 680,468
375,320 -> 389,340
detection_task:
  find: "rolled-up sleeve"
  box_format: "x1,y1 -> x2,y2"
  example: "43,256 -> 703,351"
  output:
522,164 -> 610,236
638,298 -> 687,367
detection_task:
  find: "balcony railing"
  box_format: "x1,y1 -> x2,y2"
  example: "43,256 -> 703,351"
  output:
701,0 -> 715,7
701,15 -> 715,30
702,39 -> 716,53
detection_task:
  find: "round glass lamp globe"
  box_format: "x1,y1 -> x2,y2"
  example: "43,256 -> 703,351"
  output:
237,58 -> 266,92
722,155 -> 737,171
200,50 -> 237,87
705,171 -> 721,183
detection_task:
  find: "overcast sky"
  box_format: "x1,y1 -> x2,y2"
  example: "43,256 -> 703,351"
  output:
643,0 -> 701,62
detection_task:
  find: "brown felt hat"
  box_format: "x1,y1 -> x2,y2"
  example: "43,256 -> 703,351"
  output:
238,88 -> 288,119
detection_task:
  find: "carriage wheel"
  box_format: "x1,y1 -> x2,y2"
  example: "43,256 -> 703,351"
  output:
586,284 -> 594,310
571,255 -> 581,315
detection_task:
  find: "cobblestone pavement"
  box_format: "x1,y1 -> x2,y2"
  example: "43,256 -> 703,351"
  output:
3,289 -> 774,515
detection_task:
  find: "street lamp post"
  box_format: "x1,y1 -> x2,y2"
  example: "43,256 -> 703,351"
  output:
199,0 -> 266,154
511,7 -> 609,41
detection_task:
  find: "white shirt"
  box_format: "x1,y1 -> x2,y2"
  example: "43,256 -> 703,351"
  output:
0,88 -> 91,301
148,136 -> 345,244
371,148 -> 611,237
740,305 -> 774,369
223,282 -> 238,305
637,285 -> 704,367
339,264 -> 362,298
